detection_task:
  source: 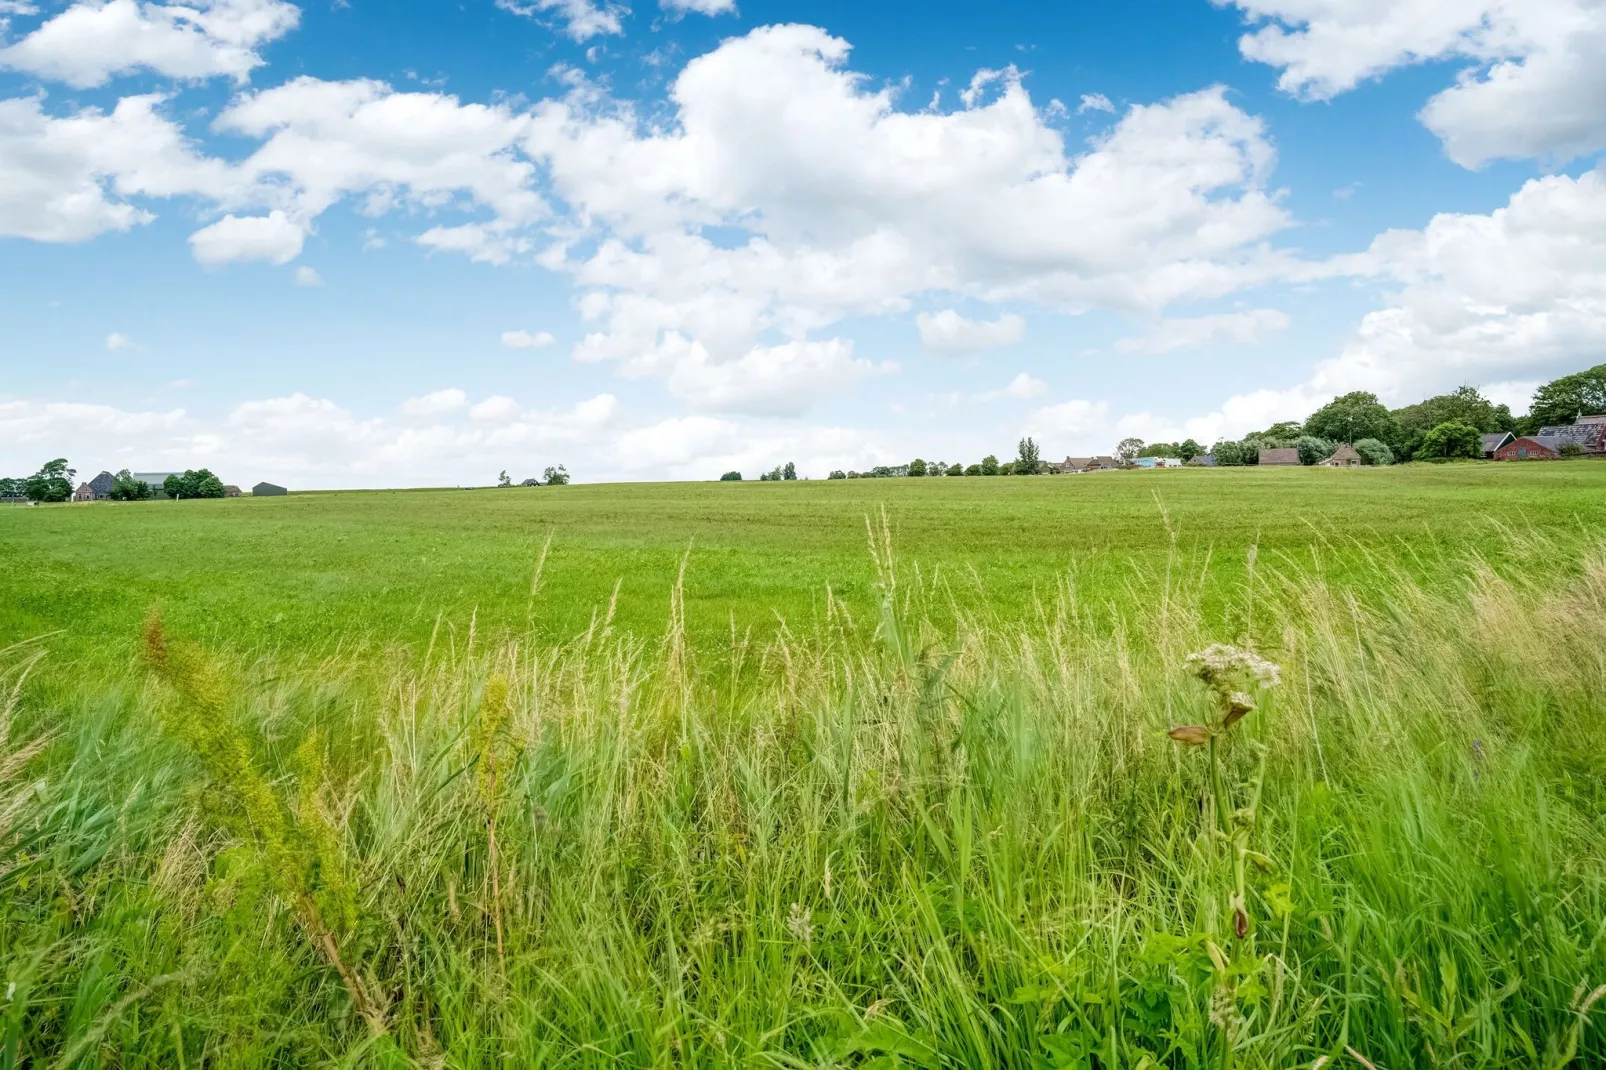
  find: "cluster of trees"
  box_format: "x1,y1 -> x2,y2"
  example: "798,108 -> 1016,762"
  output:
497,465 -> 569,487
0,459 -> 76,502
758,462 -> 798,481
162,469 -> 227,498
826,439 -> 1048,480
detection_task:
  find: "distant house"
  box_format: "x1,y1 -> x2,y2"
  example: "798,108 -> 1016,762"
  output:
134,473 -> 181,500
253,482 -> 288,496
520,478 -> 541,487
73,482 -> 95,502
88,471 -> 116,499
1494,436 -> 1563,461
1480,432 -> 1514,458
1259,447 -> 1301,466
1323,444 -> 1362,467
1133,456 -> 1183,469
1187,454 -> 1216,467
223,485 -> 242,498
1056,456 -> 1117,473
1536,416 -> 1606,453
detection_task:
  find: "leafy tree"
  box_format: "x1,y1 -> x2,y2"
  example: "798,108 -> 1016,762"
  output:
1559,442 -> 1586,458
1528,363 -> 1606,428
543,465 -> 570,485
964,463 -> 982,476
1295,436 -> 1334,466
1303,391 -> 1400,446
908,458 -> 927,477
929,461 -> 948,476
1393,385 -> 1515,438
720,471 -> 743,481
948,463 -> 966,475
1259,421 -> 1303,441
980,454 -> 999,476
827,470 -> 846,480
1211,441 -> 1251,466
1353,439 -> 1394,466
109,470 -> 154,500
0,477 -> 21,497
846,471 -> 862,479
25,458 -> 76,502
498,471 -> 511,487
1137,442 -> 1181,458
1015,437 -> 1040,475
782,461 -> 797,480
1178,438 -> 1203,462
164,470 -> 226,499
998,461 -> 1017,475
1114,438 -> 1143,464
1417,421 -> 1482,460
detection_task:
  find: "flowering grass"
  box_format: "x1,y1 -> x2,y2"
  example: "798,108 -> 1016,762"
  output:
2,468 -> 1605,1065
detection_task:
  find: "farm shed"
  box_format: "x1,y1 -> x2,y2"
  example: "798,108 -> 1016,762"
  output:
1480,432 -> 1513,458
1259,448 -> 1300,466
223,485 -> 242,498
253,482 -> 288,496
1494,436 -> 1562,461
1323,444 -> 1362,467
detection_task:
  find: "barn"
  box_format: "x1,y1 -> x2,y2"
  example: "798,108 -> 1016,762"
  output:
1494,436 -> 1562,461
253,482 -> 288,496
1323,444 -> 1363,467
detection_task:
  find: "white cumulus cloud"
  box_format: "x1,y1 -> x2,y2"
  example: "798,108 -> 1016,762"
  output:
916,310 -> 1027,356
1078,92 -> 1114,113
1116,308 -> 1290,353
0,0 -> 300,89
502,329 -> 555,349
494,0 -> 624,41
104,331 -> 134,350
188,210 -> 305,266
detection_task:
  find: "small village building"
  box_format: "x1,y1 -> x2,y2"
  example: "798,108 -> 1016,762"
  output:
1480,432 -> 1514,458
1057,456 -> 1118,473
1494,436 -> 1562,461
223,485 -> 242,498
253,482 -> 288,496
1133,456 -> 1183,469
1187,454 -> 1217,466
1259,447 -> 1301,466
1323,444 -> 1363,467
88,471 -> 116,499
73,482 -> 95,502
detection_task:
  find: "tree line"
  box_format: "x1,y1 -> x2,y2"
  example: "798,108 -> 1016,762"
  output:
1,461 -> 231,502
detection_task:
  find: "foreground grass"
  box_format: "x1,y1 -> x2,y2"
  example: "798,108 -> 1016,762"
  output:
3,506 -> 1604,1067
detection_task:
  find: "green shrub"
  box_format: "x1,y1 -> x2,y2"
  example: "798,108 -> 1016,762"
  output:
1354,438 -> 1394,466
1417,421 -> 1482,460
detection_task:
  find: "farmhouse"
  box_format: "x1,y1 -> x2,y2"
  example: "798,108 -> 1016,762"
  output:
1056,456 -> 1117,473
88,471 -> 116,499
1494,436 -> 1562,461
73,482 -> 95,502
1259,447 -> 1300,466
253,482 -> 288,496
1323,444 -> 1362,467
1480,432 -> 1514,458
223,485 -> 242,498
1536,415 -> 1606,453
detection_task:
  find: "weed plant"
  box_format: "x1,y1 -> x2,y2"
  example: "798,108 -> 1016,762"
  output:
2,516 -> 1604,1066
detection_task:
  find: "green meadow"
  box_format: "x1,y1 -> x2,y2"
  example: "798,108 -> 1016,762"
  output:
2,465 -> 1605,1066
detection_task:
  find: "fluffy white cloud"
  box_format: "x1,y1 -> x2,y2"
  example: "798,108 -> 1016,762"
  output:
916,309 -> 1026,356
494,0 -> 624,41
1116,307 -> 1290,353
502,329 -> 556,348
630,334 -> 894,416
293,264 -> 321,285
1219,0 -> 1606,166
0,0 -> 300,88
469,395 -> 522,422
661,0 -> 736,15
1078,92 -> 1114,113
0,94 -> 233,241
105,331 -> 134,350
977,372 -> 1047,400
520,25 -> 1297,414
188,209 -> 304,265
399,388 -> 469,417
1026,398 -> 1111,440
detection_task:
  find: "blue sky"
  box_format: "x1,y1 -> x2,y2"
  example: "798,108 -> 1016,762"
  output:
3,0 -> 1604,486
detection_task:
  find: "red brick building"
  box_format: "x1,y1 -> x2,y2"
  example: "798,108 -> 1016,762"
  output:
1494,436 -> 1562,461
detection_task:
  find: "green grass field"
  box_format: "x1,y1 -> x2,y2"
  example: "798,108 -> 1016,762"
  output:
3,465 -> 1605,1066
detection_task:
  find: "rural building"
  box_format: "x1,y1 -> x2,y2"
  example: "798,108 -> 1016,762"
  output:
73,482 -> 95,502
1133,457 -> 1183,469
1259,447 -> 1300,466
223,485 -> 242,498
1187,454 -> 1217,466
1056,456 -> 1111,473
1323,444 -> 1362,467
1536,416 -> 1606,453
1494,436 -> 1563,461
1480,432 -> 1513,458
253,482 -> 288,496
134,473 -> 180,499
88,471 -> 116,499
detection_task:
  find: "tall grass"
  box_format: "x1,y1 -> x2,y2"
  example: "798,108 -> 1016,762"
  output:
3,517 -> 1605,1067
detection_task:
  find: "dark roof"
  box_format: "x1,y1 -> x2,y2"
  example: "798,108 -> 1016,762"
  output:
1328,444 -> 1361,461
1480,432 -> 1513,452
88,471 -> 116,494
1259,447 -> 1300,465
252,481 -> 287,494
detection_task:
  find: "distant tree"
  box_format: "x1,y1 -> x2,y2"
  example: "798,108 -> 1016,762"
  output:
847,471 -> 862,479
1178,438 -> 1202,462
908,458 -> 928,477
827,470 -> 846,480
1528,363 -> 1606,428
24,458 -> 75,502
1393,385 -> 1515,439
1353,439 -> 1394,466
948,463 -> 966,475
108,469 -> 154,500
1138,442 -> 1182,459
0,477 -> 21,497
1295,436 -> 1334,466
164,469 -> 225,499
1417,421 -> 1482,460
782,461 -> 797,480
964,463 -> 982,476
1260,421 -> 1303,441
1015,437 -> 1040,475
1211,441 -> 1251,466
720,471 -> 743,481
543,465 -> 570,485
498,470 -> 511,487
980,454 -> 1000,476
1114,437 -> 1143,464
998,460 -> 1017,475
1305,391 -> 1400,445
